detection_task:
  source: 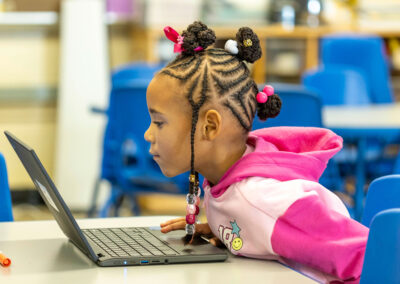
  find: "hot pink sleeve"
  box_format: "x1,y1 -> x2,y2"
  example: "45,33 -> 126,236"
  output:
271,194 -> 368,283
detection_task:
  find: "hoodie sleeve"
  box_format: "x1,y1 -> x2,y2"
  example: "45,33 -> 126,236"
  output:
270,187 -> 368,283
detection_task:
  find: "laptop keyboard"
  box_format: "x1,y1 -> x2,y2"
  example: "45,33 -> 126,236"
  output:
83,227 -> 180,257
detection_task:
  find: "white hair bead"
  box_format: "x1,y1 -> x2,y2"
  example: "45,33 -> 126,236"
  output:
224,39 -> 239,55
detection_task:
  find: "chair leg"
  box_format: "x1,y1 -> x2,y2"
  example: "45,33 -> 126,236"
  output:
113,194 -> 125,217
88,178 -> 102,217
129,194 -> 141,216
354,138 -> 367,221
99,186 -> 122,217
394,153 -> 400,174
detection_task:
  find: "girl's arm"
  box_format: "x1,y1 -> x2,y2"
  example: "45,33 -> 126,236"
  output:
270,192 -> 368,283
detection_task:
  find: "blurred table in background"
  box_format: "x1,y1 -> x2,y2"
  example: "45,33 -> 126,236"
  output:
323,102 -> 400,220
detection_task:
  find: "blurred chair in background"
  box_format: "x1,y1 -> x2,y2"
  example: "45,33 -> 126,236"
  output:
361,175 -> 400,227
253,83 -> 344,195
394,152 -> 400,174
360,209 -> 400,283
89,62 -> 188,217
321,34 -> 394,104
0,152 -> 13,222
313,36 -> 399,217
302,64 -> 382,204
302,65 -> 371,106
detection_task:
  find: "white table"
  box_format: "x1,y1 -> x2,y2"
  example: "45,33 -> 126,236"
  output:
323,102 -> 400,128
323,102 -> 400,219
0,216 -> 316,284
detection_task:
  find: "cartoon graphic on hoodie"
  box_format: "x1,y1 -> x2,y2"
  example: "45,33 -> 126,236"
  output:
203,127 -> 369,284
218,220 -> 243,251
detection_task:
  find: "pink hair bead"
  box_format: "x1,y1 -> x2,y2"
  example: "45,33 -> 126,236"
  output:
263,85 -> 274,96
256,92 -> 268,103
186,204 -> 196,215
195,197 -> 200,206
195,205 -> 200,215
186,214 -> 196,225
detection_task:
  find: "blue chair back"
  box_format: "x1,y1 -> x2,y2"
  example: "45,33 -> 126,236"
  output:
252,83 -> 323,130
362,175 -> 400,227
0,153 -> 13,222
112,62 -> 165,86
302,65 -> 371,105
361,209 -> 400,283
321,35 -> 393,104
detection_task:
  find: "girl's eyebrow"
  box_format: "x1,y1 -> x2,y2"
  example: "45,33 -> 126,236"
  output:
149,108 -> 164,115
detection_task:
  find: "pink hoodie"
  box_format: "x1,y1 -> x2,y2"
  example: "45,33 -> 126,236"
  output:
203,127 -> 368,283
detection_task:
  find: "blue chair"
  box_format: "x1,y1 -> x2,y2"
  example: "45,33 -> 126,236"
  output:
0,153 -> 13,222
360,209 -> 400,283
302,64 -> 383,190
394,153 -> 400,174
361,175 -> 400,227
89,62 -> 188,217
252,83 -> 344,193
321,34 -> 394,104
302,65 -> 371,106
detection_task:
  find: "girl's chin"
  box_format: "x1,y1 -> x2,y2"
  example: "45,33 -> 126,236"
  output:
161,169 -> 179,178
159,167 -> 187,178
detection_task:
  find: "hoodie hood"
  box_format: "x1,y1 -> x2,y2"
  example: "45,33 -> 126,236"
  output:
207,127 -> 343,198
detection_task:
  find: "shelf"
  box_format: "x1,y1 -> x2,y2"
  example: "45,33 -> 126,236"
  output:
0,12 -> 58,26
0,87 -> 57,104
0,11 -> 137,27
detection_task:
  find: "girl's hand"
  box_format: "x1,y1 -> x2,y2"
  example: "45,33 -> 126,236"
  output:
160,217 -> 222,247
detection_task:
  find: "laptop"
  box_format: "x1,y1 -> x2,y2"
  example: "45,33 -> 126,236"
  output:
5,131 -> 228,267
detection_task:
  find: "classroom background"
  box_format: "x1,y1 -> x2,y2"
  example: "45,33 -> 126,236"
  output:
1,0 -> 400,222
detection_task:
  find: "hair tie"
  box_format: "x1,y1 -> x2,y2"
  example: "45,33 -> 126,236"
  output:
163,26 -> 203,53
256,85 -> 274,103
224,39 -> 239,54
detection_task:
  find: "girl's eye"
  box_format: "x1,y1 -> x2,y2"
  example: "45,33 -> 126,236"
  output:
153,121 -> 164,128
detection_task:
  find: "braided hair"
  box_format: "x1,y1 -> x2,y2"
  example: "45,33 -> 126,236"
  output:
160,21 -> 282,193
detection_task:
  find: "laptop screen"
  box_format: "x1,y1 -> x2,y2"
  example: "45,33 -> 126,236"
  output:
5,131 -> 98,261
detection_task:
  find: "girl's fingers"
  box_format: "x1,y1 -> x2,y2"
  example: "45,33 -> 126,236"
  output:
160,217 -> 185,227
160,219 -> 215,240
160,219 -> 186,233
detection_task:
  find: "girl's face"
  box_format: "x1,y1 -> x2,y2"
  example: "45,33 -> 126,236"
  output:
144,75 -> 193,177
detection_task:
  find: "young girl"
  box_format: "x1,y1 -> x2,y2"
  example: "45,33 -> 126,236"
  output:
144,21 -> 368,283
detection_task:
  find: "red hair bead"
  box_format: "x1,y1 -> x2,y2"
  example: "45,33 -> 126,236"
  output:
256,92 -> 268,103
186,214 -> 196,225
263,85 -> 274,96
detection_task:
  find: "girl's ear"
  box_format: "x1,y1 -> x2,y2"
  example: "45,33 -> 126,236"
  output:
202,110 -> 221,140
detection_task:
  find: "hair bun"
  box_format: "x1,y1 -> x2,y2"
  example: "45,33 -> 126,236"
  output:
235,27 -> 262,63
256,94 -> 282,121
181,21 -> 216,56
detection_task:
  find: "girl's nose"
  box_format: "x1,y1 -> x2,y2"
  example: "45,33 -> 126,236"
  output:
144,127 -> 153,143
